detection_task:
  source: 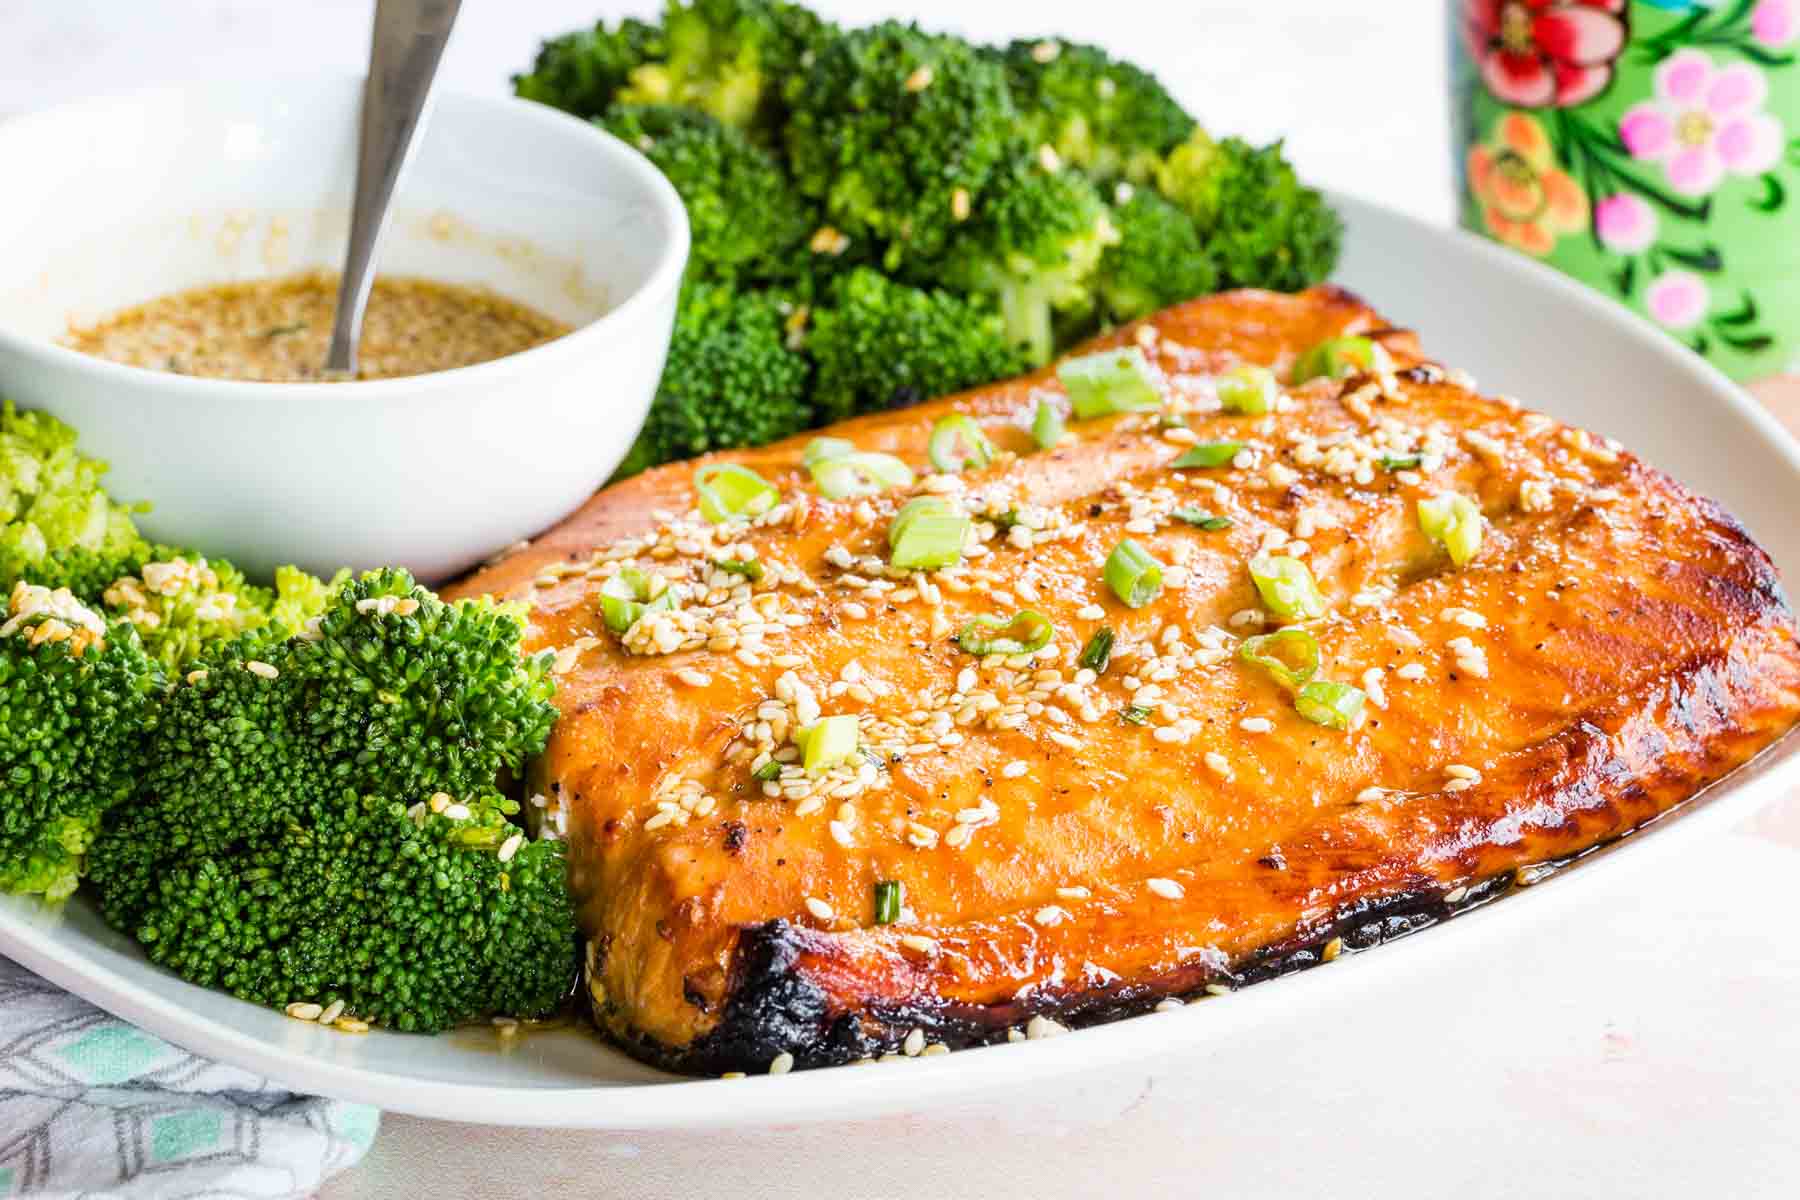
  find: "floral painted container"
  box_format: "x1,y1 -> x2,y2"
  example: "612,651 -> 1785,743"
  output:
1454,0 -> 1800,382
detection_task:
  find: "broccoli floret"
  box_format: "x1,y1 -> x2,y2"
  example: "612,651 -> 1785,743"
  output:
0,401 -> 148,595
601,103 -> 814,284
806,267 -> 1026,421
616,282 -> 812,477
1155,131 -> 1342,292
1097,186 -> 1219,324
937,152 -> 1118,366
618,0 -> 834,137
998,38 -> 1195,184
513,18 -> 667,119
784,22 -> 1016,268
0,583 -> 162,901
88,569 -> 573,1033
93,552 -> 346,672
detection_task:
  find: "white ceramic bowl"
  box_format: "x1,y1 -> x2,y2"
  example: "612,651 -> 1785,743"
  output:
0,75 -> 688,582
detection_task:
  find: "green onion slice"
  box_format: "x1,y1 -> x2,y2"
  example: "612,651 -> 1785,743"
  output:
1120,704 -> 1152,725
812,451 -> 914,500
956,610 -> 1054,656
599,566 -> 675,634
1172,441 -> 1244,469
1172,507 -> 1233,530
888,497 -> 969,570
1238,628 -> 1321,692
1248,554 -> 1327,621
1417,493 -> 1484,567
695,463 -> 778,524
873,880 -> 903,925
752,760 -> 782,782
929,414 -> 997,473
1031,397 -> 1066,449
714,558 -> 764,581
1378,453 -> 1423,471
1295,680 -> 1367,731
804,437 -> 857,468
1078,627 -> 1115,673
1058,348 -> 1163,419
1217,365 -> 1277,415
1104,539 -> 1164,609
1291,336 -> 1394,385
797,715 -> 860,773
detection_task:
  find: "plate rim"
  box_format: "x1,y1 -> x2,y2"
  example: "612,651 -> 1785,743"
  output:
4,190 -> 1798,1129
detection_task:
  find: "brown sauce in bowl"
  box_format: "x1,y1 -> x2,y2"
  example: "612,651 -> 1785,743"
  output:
61,270 -> 571,382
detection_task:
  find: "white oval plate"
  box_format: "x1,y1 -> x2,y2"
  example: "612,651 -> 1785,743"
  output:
4,193 -> 1797,1129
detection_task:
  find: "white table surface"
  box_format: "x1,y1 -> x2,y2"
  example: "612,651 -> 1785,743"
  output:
9,3 -> 1800,1198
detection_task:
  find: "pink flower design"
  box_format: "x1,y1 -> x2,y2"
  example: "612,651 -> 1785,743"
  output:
1753,0 -> 1799,48
1463,0 -> 1629,108
1594,193 -> 1657,252
1620,50 -> 1785,195
1646,270 -> 1710,330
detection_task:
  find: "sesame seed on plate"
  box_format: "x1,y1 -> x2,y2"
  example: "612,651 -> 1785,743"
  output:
900,934 -> 938,956
1147,877 -> 1184,900
1002,760 -> 1029,779
318,999 -> 346,1025
285,1002 -> 323,1021
244,660 -> 279,679
497,832 -> 524,864
903,1028 -> 925,1057
804,897 -> 834,922
769,1052 -> 795,1075
1056,886 -> 1091,900
1077,604 -> 1105,620
1033,905 -> 1067,927
1155,998 -> 1184,1012
1026,1014 -> 1067,1039
1238,716 -> 1274,734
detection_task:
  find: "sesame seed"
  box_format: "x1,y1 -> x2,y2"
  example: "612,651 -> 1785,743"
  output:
1445,763 -> 1481,781
1033,905 -> 1067,927
429,792 -> 451,813
334,1018 -> 371,1034
904,64 -> 934,92
318,999 -> 346,1025
903,1027 -> 925,1056
721,1071 -> 747,1080
441,803 -> 471,821
1443,886 -> 1468,904
1355,786 -> 1386,803
921,1042 -> 951,1057
1077,604 -> 1105,620
185,668 -> 208,684
1031,38 -> 1060,62
1395,662 -> 1427,681
1155,998 -> 1185,1012
900,934 -> 938,956
951,187 -> 971,221
1056,886 -> 1091,900
1204,983 -> 1232,997
285,1002 -> 324,1021
805,897 -> 834,922
1322,937 -> 1344,962
1203,751 -> 1232,778
1036,143 -> 1062,172
1025,1014 -> 1067,1040
676,667 -> 712,687
1002,760 -> 1029,779
770,1052 -> 795,1075
497,832 -> 524,863
1147,877 -> 1184,900
244,660 -> 278,679
1238,716 -> 1274,734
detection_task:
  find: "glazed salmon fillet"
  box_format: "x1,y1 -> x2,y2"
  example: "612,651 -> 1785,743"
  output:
451,286 -> 1800,1074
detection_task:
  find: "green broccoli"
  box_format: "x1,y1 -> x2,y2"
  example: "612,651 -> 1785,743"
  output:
513,17 -> 667,119
1097,186 -> 1219,324
617,0 -> 835,137
807,267 -> 1027,421
88,569 -> 574,1033
0,582 -> 162,901
0,400 -> 147,595
1154,130 -> 1342,293
616,281 -> 813,477
601,102 -> 814,284
997,38 -> 1195,184
937,152 -> 1119,366
783,22 -> 1016,268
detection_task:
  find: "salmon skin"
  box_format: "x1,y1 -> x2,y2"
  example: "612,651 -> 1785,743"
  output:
452,286 -> 1800,1075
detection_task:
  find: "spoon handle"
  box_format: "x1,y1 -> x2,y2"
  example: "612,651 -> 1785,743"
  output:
326,0 -> 461,376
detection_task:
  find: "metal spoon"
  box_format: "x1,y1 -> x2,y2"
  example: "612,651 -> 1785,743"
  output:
325,0 -> 462,377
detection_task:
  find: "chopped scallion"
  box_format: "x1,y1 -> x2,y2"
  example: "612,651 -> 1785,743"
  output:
1078,627 -> 1115,673
1172,507 -> 1233,530
714,558 -> 764,582
1031,397 -> 1066,449
1417,493 -> 1484,567
1217,365 -> 1277,415
1171,441 -> 1244,469
888,497 -> 969,570
812,451 -> 914,499
1057,348 -> 1163,419
752,760 -> 782,782
1291,336 -> 1394,384
797,715 -> 859,773
694,463 -> 778,524
1378,453 -> 1422,471
956,610 -> 1054,656
1295,680 -> 1367,730
873,880 -> 903,925
598,566 -> 675,634
1120,704 -> 1152,725
803,437 -> 856,468
1248,554 -> 1327,621
928,413 -> 997,473
1104,538 -> 1164,608
1238,628 -> 1321,692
